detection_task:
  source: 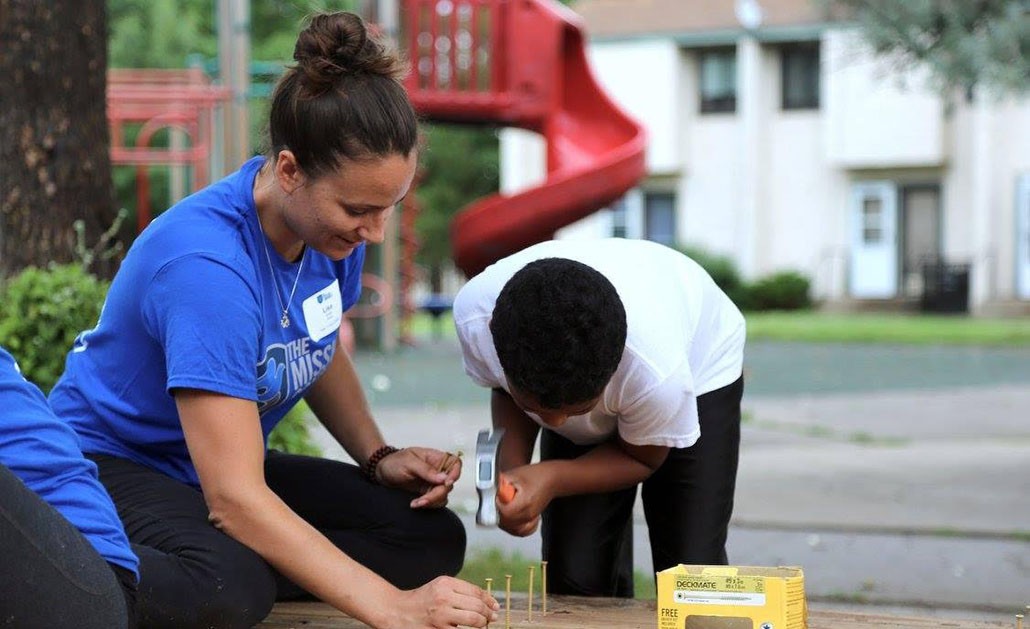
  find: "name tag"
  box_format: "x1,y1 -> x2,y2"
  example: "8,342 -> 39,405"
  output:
302,280 -> 343,342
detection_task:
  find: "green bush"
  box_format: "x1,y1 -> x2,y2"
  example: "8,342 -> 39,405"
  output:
674,244 -> 811,312
0,264 -> 110,393
268,400 -> 321,456
676,244 -> 744,296
675,244 -> 752,309
746,271 -> 812,311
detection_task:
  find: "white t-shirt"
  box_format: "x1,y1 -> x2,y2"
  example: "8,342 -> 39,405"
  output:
453,239 -> 746,449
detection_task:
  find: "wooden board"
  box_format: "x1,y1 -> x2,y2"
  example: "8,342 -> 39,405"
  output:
259,596 -> 1011,628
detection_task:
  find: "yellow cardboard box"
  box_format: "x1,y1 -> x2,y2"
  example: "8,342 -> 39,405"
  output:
657,565 -> 806,629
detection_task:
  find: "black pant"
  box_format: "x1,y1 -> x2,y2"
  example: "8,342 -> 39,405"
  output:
540,375 -> 743,597
90,450 -> 466,629
0,462 -> 137,628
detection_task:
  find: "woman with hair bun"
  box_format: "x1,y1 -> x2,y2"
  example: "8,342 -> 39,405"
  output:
50,12 -> 498,629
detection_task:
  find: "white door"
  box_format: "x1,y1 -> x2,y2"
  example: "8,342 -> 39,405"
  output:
849,181 -> 898,298
1017,174 -> 1030,300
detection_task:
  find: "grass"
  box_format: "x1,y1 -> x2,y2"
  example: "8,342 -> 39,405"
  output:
741,413 -> 910,447
745,311 -> 1030,346
458,548 -> 657,600
404,311 -> 457,341
402,310 -> 1030,347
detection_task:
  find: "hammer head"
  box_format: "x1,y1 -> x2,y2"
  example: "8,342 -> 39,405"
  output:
474,428 -> 505,527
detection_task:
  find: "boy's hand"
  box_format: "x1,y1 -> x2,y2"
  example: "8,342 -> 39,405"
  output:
495,465 -> 552,536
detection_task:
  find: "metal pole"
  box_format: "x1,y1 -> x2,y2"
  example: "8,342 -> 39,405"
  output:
217,0 -> 251,171
377,0 -> 399,39
378,0 -> 401,350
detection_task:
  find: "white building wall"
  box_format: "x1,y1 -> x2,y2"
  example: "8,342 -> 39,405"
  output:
766,112 -> 846,296
499,128 -> 546,195
586,39 -> 683,173
991,98 -> 1030,301
823,30 -> 945,168
498,26 -> 1030,310
943,93 -> 1030,307
680,115 -> 741,257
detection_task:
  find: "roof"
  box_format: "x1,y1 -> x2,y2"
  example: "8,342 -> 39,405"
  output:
573,0 -> 840,41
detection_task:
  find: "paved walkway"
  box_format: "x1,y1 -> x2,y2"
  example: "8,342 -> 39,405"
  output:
310,339 -> 1030,619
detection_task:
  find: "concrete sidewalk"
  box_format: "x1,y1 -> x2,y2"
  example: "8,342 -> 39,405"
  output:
311,385 -> 1030,614
309,341 -> 1030,618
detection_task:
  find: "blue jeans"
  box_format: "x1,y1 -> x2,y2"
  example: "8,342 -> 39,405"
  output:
0,462 -> 136,628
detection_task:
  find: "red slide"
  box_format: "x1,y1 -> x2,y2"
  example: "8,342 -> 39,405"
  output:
402,0 -> 647,277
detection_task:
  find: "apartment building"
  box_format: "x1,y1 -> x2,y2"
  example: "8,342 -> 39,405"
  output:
499,0 -> 1030,313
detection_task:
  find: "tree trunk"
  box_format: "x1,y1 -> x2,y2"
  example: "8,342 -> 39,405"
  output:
0,0 -> 120,278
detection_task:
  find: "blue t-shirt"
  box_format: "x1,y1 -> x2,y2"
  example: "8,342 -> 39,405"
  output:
0,347 -> 139,577
50,157 -> 364,487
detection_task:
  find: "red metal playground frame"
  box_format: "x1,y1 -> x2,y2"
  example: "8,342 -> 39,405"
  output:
106,68 -> 229,234
400,0 -> 647,277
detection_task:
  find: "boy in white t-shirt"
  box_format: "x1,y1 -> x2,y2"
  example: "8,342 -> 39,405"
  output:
453,238 -> 746,597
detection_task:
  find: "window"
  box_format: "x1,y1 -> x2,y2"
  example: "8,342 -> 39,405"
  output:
609,198 -> 628,238
699,48 -> 736,113
861,197 -> 883,244
781,42 -> 820,110
644,192 -> 676,246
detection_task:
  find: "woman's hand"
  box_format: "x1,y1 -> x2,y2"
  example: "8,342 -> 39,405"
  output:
383,576 -> 499,629
376,447 -> 461,509
495,464 -> 554,537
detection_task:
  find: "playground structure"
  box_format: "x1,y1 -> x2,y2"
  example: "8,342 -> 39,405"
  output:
106,0 -> 646,346
401,0 -> 647,277
107,68 -> 229,233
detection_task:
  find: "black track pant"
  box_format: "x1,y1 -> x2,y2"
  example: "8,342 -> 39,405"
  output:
89,450 -> 467,629
540,375 -> 743,597
0,462 -> 137,628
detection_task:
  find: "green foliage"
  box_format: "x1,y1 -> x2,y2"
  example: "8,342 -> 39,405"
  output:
108,0 -> 215,68
676,244 -> 746,304
746,312 -> 1030,346
825,0 -> 1030,96
268,400 -> 321,456
416,125 -> 500,283
0,264 -> 110,393
746,271 -> 812,311
74,208 -> 129,274
674,244 -> 810,311
250,1 -> 360,61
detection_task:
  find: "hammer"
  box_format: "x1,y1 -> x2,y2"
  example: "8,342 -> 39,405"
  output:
474,428 -> 517,526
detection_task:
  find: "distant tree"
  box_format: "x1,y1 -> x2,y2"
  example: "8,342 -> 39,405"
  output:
826,0 -> 1029,96
107,0 -> 215,68
0,0 -> 121,277
415,125 -> 499,290
108,0 -> 359,69
250,0 -> 359,61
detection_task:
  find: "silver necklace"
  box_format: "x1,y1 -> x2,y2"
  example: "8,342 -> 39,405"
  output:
257,214 -> 305,328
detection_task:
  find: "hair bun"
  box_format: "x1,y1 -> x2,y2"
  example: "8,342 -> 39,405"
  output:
293,12 -> 402,94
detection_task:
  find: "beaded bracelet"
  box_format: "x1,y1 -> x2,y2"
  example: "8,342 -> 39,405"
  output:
362,445 -> 400,483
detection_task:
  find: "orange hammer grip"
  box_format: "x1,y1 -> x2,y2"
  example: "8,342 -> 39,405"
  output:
497,475 -> 516,504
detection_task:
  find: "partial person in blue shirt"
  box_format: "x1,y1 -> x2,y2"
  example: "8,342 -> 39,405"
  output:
49,11 -> 496,629
0,345 -> 138,628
